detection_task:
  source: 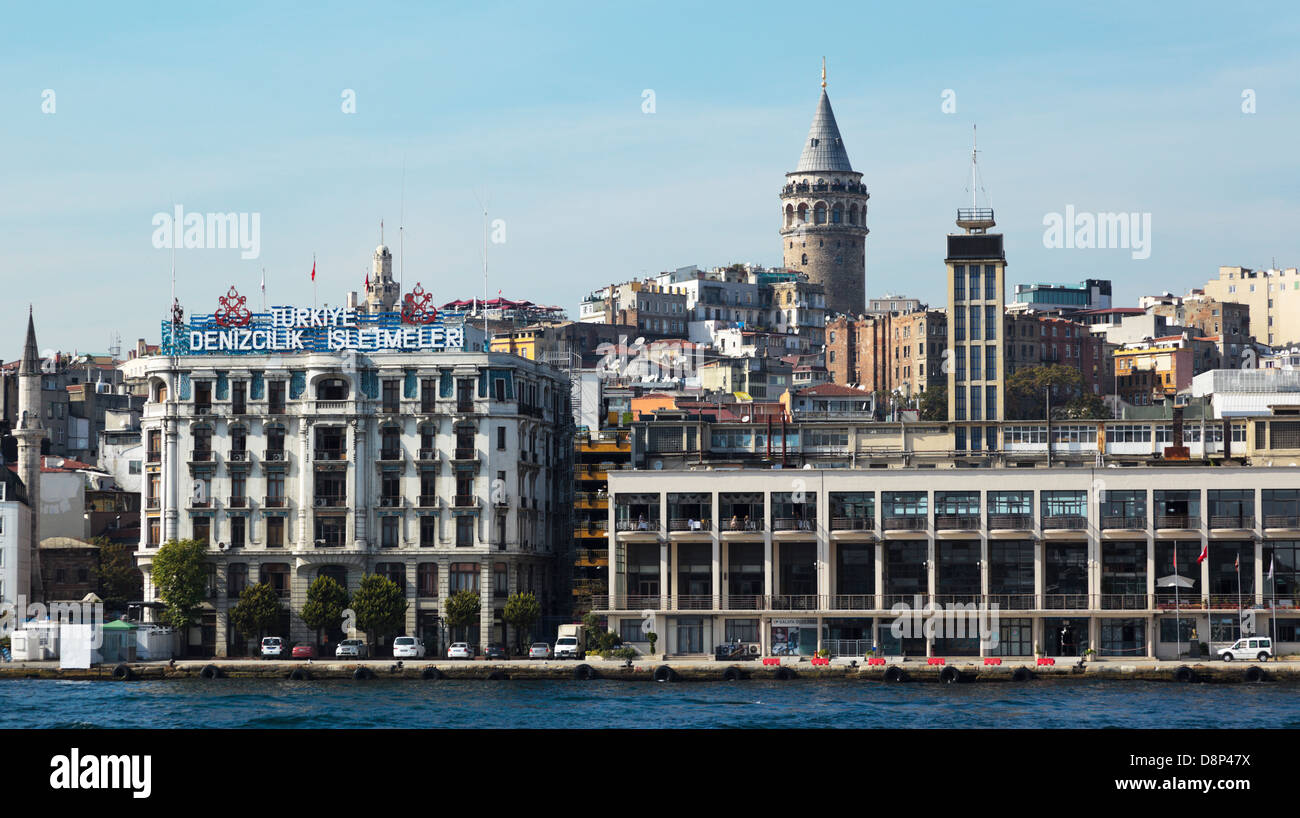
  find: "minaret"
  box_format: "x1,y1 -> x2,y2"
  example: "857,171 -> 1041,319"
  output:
780,59 -> 869,317
14,308 -> 45,601
363,226 -> 400,313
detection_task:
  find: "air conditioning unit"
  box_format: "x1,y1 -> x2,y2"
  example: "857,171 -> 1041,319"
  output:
747,643 -> 761,655
314,498 -> 327,508
217,542 -> 229,552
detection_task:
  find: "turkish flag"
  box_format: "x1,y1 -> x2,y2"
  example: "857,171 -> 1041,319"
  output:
311,259 -> 316,281
1197,544 -> 1208,564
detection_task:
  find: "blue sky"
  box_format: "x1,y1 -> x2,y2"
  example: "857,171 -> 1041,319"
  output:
3,0 -> 1299,355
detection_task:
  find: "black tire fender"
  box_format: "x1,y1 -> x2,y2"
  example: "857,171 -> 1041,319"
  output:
939,665 -> 962,684
111,663 -> 133,681
652,665 -> 678,683
288,668 -> 311,681
883,665 -> 905,683
1011,667 -> 1033,682
421,666 -> 442,680
1173,665 -> 1195,683
573,664 -> 596,681
773,666 -> 796,681
352,666 -> 374,681
723,666 -> 743,682
199,664 -> 222,680
488,670 -> 509,681
1244,665 -> 1264,683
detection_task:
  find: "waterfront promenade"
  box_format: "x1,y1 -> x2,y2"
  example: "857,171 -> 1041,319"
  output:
1,656 -> 1294,683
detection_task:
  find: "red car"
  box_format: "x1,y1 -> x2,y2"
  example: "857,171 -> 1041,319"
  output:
291,642 -> 316,659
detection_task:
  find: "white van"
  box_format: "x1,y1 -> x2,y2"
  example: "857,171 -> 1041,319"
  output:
1218,637 -> 1272,662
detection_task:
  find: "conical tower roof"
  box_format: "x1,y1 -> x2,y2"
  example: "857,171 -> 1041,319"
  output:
19,307 -> 40,376
794,90 -> 854,173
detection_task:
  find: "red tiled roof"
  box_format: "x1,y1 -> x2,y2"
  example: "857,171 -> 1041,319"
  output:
795,383 -> 873,397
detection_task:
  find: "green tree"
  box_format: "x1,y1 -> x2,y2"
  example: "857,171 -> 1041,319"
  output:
150,539 -> 209,632
503,591 -> 541,654
95,538 -> 143,613
351,573 -> 409,650
1006,364 -> 1110,420
300,575 -> 351,646
444,590 -> 480,642
919,382 -> 947,421
228,582 -> 283,642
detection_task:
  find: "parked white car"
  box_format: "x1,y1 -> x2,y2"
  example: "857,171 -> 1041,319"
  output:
393,636 -> 426,658
447,642 -> 473,659
260,636 -> 285,658
335,639 -> 369,659
1218,637 -> 1273,662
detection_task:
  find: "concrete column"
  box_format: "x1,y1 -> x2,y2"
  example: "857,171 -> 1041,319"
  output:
763,532 -> 773,601
1146,615 -> 1156,658
669,541 -> 678,611
405,562 -> 418,636
478,561 -> 493,653
351,419 -> 368,548
298,420 -> 312,546
214,562 -> 229,657
711,535 -> 721,609
1255,539 -> 1265,607
659,541 -> 669,612
164,418 -> 179,542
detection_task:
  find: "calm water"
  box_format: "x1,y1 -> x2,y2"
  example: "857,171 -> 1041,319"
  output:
1,678 -> 1297,728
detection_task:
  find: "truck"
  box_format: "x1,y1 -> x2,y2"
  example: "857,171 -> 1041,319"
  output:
554,624 -> 586,659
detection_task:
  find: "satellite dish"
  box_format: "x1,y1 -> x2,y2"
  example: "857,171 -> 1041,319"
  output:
741,415 -> 751,423
652,460 -> 663,470
217,542 -> 229,552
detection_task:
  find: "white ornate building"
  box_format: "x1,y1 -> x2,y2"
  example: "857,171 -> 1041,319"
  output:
134,312 -> 572,656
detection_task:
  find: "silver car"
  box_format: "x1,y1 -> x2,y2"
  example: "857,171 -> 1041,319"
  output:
528,642 -> 552,660
335,639 -> 369,659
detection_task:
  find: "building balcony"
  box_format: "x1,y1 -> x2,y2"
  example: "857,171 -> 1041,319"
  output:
1156,514 -> 1197,530
189,497 -> 212,509
188,450 -> 214,464
263,496 -> 287,509
720,518 -> 765,533
314,449 -> 347,463
375,449 -> 404,464
452,447 -> 478,462
146,451 -> 161,464
1041,514 -> 1088,531
313,496 -> 347,508
668,518 -> 712,532
1102,515 -> 1146,530
830,516 -> 875,533
575,492 -> 609,509
416,495 -> 440,509
1264,514 -> 1300,529
378,496 -> 405,508
145,497 -> 160,510
773,518 -> 816,532
227,496 -> 249,509
935,514 -> 981,531
453,494 -> 479,508
575,549 -> 608,568
1042,593 -> 1091,610
615,520 -> 661,533
883,516 -> 927,531
575,523 -> 610,538
262,449 -> 289,463
380,403 -> 401,415
416,449 -> 440,464
1100,593 -> 1155,610
314,400 -> 348,413
226,449 -> 252,464
1210,515 -> 1255,530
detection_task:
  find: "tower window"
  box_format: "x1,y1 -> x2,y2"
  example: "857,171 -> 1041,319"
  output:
801,254 -> 808,265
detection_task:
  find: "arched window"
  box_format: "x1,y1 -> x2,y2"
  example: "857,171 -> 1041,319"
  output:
797,203 -> 808,222
784,204 -> 795,227
316,378 -> 349,400
801,253 -> 808,265
814,203 -> 827,224
849,204 -> 859,225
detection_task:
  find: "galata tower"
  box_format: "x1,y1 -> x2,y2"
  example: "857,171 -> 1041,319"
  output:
780,62 -> 869,317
